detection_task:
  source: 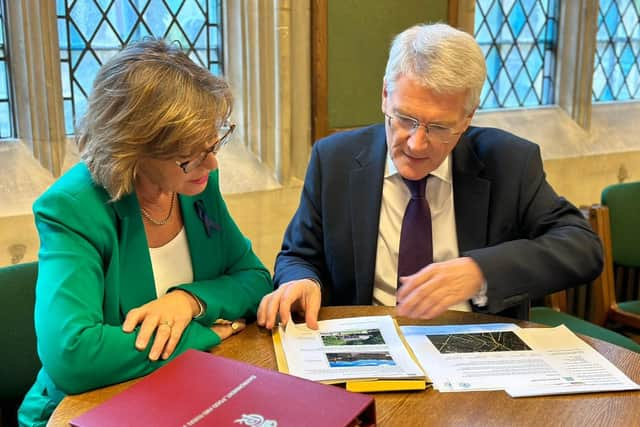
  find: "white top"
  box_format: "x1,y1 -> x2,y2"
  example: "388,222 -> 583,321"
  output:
373,154 -> 473,311
148,227 -> 194,297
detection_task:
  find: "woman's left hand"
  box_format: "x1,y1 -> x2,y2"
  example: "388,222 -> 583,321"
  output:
211,318 -> 246,340
122,290 -> 200,361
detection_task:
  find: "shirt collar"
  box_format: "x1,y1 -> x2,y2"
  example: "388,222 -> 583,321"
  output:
385,151 -> 452,184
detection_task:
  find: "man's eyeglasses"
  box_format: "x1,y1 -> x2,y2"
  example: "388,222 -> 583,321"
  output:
176,123 -> 236,174
384,112 -> 462,144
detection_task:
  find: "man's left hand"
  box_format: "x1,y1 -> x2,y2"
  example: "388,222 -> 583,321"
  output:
396,257 -> 485,319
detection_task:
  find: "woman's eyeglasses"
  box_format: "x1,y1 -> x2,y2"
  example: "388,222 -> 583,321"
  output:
176,123 -> 236,174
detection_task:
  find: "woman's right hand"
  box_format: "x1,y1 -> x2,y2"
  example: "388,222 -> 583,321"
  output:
211,318 -> 246,340
122,290 -> 201,361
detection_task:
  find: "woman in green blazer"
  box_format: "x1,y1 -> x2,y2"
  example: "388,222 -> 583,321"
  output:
19,39 -> 273,426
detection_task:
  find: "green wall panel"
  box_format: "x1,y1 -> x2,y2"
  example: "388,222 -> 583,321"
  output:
327,0 -> 448,129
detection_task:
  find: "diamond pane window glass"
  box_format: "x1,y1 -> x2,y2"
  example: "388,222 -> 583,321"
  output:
593,0 -> 640,102
57,0 -> 224,134
0,0 -> 14,138
475,0 -> 560,109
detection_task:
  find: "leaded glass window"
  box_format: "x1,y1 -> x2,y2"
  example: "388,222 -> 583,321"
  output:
57,0 -> 224,134
474,0 -> 560,109
593,0 -> 640,102
0,0 -> 13,138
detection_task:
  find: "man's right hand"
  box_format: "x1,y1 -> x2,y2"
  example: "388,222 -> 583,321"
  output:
257,279 -> 321,330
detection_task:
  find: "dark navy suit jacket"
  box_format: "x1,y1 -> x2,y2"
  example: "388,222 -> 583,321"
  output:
274,124 -> 603,319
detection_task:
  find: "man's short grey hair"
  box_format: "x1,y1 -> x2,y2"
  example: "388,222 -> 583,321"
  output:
384,23 -> 487,114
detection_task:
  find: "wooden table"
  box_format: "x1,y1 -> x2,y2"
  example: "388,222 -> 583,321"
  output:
48,306 -> 640,427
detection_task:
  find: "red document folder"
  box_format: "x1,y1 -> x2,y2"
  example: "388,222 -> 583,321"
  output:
71,349 -> 375,427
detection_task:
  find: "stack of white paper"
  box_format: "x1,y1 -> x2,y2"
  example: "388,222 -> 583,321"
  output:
400,323 -> 640,397
278,315 -> 425,384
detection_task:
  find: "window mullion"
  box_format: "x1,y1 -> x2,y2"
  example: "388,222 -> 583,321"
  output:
556,0 -> 599,130
452,0 -> 476,35
6,0 -> 66,176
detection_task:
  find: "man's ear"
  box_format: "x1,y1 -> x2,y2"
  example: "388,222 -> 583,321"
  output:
467,106 -> 478,121
463,106 -> 478,130
381,79 -> 388,114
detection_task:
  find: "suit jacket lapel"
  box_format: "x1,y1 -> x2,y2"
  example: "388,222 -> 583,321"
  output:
350,124 -> 387,304
452,131 -> 490,253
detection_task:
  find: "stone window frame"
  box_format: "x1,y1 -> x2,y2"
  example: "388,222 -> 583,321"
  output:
3,0 -> 311,186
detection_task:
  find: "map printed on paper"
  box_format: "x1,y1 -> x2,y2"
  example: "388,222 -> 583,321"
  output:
427,331 -> 531,353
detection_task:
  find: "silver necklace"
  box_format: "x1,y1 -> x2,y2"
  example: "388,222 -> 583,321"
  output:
140,193 -> 175,226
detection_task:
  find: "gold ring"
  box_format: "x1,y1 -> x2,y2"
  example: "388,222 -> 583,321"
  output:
231,321 -> 240,332
160,320 -> 174,328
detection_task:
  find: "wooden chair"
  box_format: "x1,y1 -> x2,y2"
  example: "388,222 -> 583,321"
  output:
530,206 -> 640,352
601,181 -> 640,329
0,262 -> 41,427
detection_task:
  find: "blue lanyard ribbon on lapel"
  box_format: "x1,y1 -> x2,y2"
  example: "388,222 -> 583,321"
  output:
194,199 -> 221,237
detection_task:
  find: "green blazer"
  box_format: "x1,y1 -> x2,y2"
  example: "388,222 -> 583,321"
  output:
19,163 -> 272,426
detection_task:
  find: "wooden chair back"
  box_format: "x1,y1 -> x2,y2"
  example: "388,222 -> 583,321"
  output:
545,205 -> 615,326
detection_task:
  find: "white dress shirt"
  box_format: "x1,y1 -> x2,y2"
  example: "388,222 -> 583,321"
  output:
373,154 -> 483,311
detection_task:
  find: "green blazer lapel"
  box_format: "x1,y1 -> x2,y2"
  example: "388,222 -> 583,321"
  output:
451,130 -> 490,253
112,192 -> 157,316
181,171 -> 222,282
182,195 -> 214,281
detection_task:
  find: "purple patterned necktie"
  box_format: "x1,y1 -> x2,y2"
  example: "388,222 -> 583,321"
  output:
398,177 -> 433,285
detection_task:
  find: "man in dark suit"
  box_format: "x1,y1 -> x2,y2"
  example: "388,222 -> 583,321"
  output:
257,23 -> 603,329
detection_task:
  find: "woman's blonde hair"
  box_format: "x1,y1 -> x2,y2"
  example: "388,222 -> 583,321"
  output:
77,39 -> 232,200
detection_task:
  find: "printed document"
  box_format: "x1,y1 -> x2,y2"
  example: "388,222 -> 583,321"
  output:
401,323 -> 639,396
277,315 -> 425,384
